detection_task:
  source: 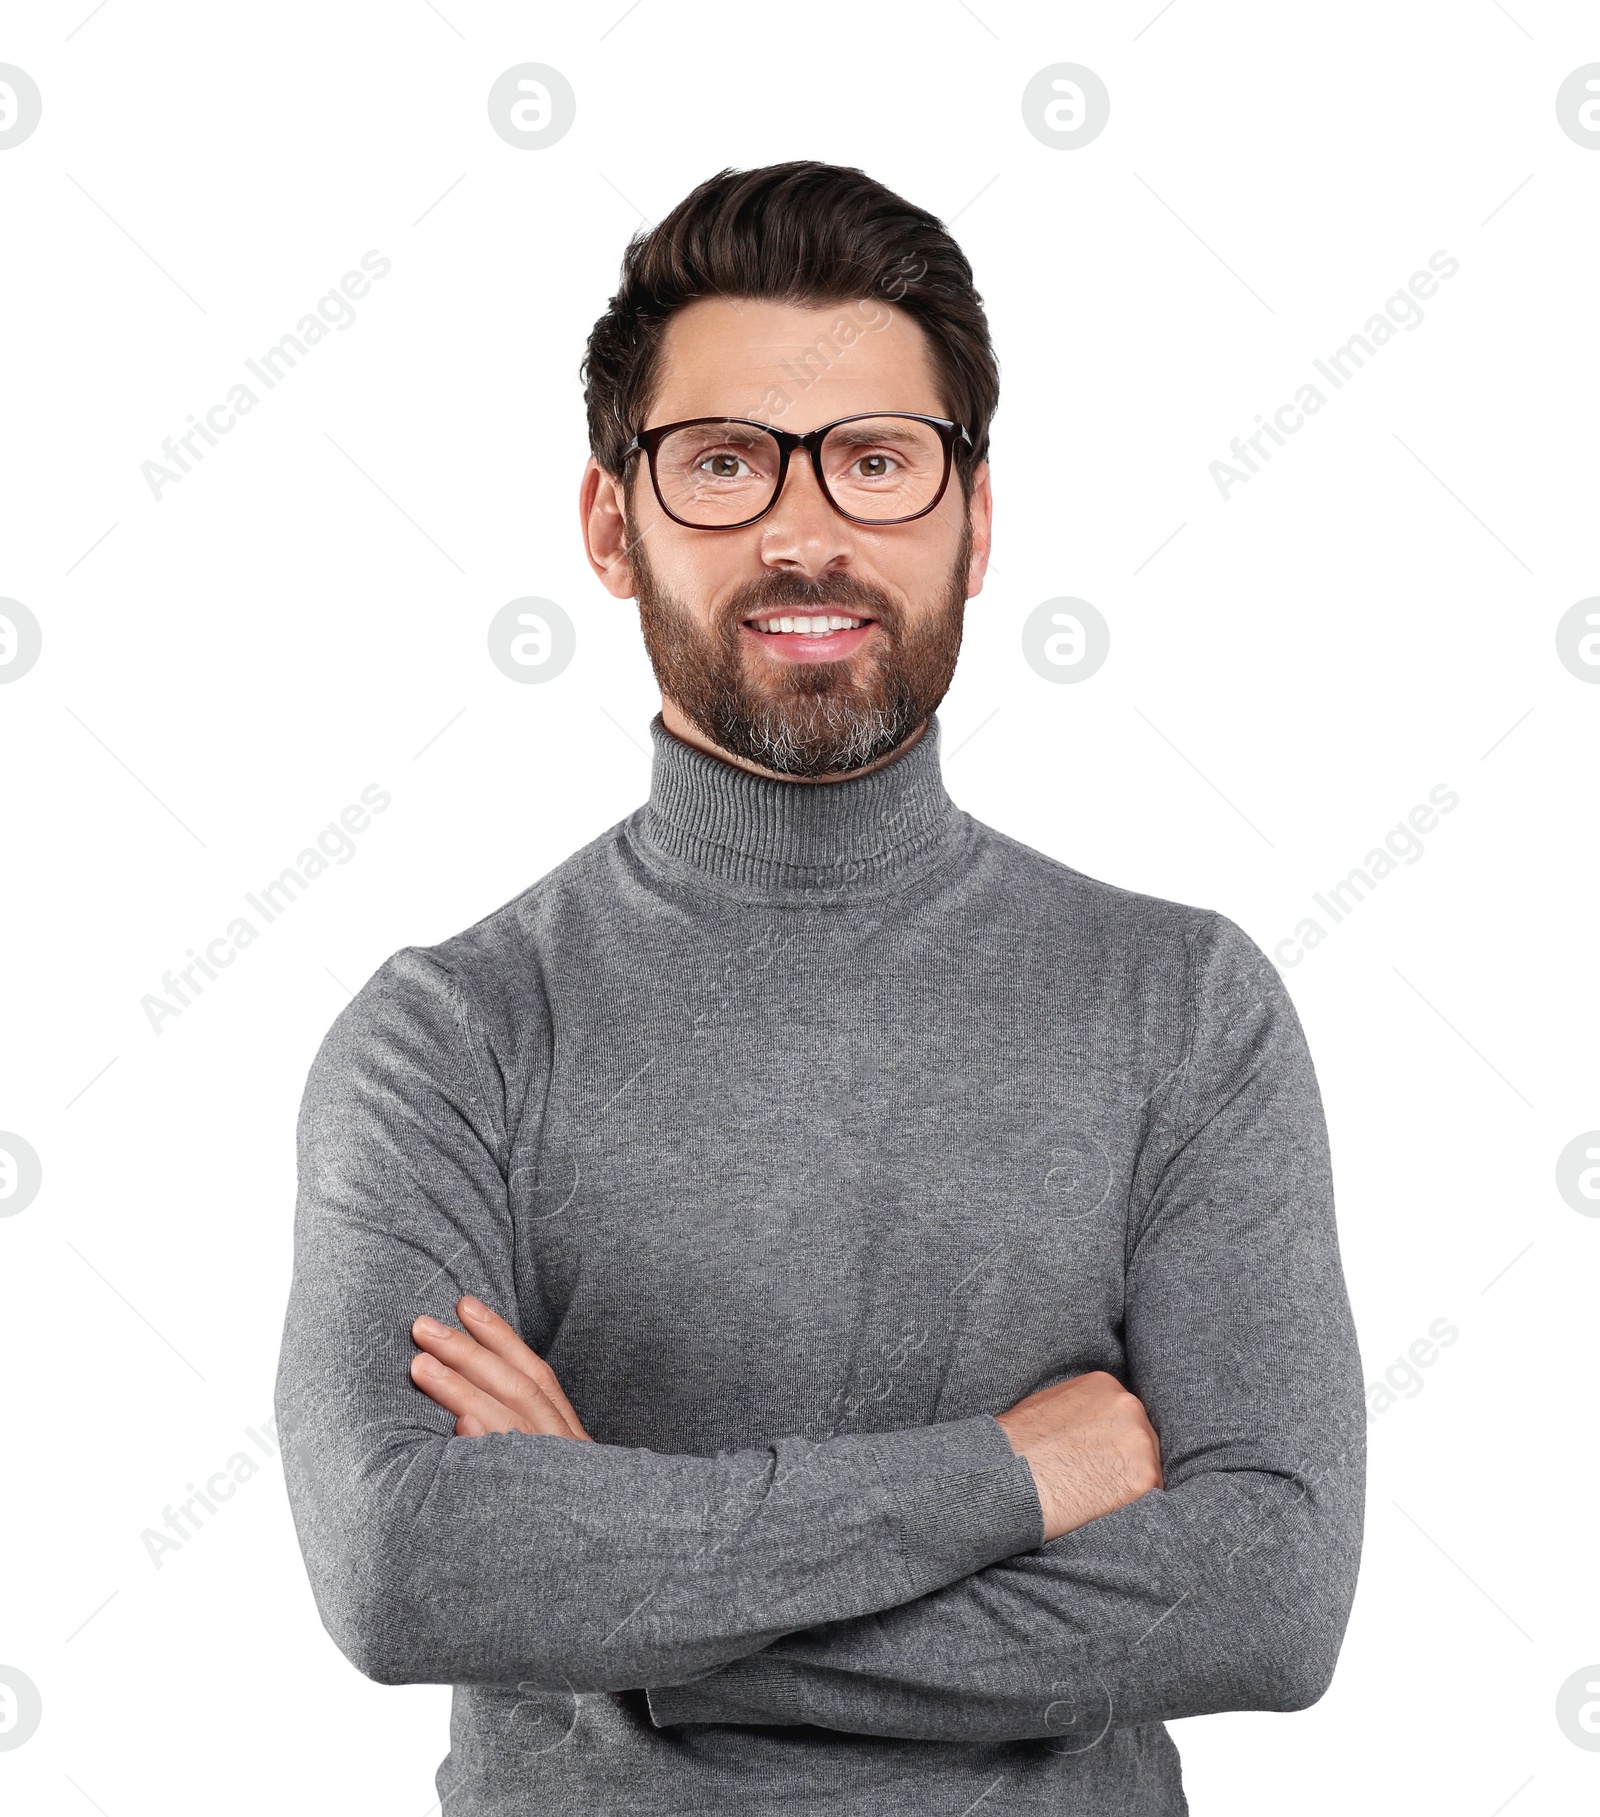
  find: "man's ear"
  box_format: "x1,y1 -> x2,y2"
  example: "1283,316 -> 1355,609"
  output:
580,457 -> 639,600
964,459 -> 993,601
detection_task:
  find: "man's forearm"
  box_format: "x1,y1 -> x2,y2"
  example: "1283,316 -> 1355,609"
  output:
278,1351 -> 1044,1692
644,1415 -> 1363,1742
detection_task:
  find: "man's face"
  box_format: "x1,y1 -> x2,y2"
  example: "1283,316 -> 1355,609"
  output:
581,297 -> 992,779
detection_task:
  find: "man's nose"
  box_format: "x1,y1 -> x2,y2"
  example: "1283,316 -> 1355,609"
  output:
758,448 -> 854,576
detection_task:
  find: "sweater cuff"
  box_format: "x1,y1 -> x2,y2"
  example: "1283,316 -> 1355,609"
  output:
878,1411 -> 1045,1595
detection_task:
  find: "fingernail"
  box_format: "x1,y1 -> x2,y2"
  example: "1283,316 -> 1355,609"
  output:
413,1354 -> 445,1376
414,1316 -> 451,1339
460,1296 -> 491,1319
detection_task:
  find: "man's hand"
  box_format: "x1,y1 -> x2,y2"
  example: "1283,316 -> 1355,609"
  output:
995,1371 -> 1162,1543
410,1296 -> 591,1440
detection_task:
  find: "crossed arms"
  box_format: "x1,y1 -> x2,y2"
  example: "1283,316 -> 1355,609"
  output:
272,920 -> 1365,1745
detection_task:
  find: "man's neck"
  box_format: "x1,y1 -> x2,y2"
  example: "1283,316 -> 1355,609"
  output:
658,696 -> 929,785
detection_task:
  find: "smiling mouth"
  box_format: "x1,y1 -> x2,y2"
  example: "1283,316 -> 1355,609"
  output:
743,613 -> 875,636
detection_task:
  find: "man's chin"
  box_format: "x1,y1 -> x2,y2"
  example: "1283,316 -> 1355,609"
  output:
699,686 -> 913,778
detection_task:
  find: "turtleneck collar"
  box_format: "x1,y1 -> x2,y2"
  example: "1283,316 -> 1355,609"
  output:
630,710 -> 966,903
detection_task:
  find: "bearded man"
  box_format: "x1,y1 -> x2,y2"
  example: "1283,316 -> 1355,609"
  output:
275,160 -> 1365,1817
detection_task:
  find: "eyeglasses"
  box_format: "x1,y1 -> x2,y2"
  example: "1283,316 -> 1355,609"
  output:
621,412 -> 973,530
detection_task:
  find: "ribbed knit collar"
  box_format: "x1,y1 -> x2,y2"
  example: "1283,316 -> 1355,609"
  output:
632,710 -> 964,902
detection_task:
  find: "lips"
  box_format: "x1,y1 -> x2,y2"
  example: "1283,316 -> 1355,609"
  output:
745,613 -> 872,636
739,612 -> 879,664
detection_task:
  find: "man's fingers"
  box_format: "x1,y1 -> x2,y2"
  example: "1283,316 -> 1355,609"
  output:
410,1318 -> 579,1437
455,1295 -> 591,1439
408,1322 -> 570,1431
408,1351 -> 569,1437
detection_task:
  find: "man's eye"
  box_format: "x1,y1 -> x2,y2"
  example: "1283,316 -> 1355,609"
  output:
853,453 -> 895,479
698,453 -> 750,479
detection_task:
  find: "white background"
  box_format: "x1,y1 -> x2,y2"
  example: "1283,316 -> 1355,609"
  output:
2,1 -> 1597,1811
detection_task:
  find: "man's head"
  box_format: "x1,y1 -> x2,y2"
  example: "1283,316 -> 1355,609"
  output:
579,161 -> 997,780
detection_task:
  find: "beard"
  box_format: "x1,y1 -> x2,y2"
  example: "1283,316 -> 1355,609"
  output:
629,511 -> 972,779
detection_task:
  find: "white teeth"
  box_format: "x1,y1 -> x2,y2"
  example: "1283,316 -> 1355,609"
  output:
752,615 -> 865,634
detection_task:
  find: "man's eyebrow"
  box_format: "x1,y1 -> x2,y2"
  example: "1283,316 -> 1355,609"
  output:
662,420 -> 771,442
826,422 -> 932,446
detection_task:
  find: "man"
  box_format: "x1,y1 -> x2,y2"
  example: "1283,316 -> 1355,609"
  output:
275,160 -> 1364,1815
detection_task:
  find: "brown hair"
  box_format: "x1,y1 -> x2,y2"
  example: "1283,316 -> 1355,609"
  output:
581,160 -> 998,486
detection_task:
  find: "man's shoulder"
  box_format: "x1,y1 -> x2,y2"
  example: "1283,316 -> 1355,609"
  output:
964,814 -> 1292,1045
417,814 -> 636,986
964,813 -> 1242,954
340,818 -> 635,1047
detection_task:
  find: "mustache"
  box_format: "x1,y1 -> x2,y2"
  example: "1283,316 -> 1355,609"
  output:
724,570 -> 896,628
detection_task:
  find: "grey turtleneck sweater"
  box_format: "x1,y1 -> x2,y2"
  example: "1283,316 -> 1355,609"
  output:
274,710 -> 1364,1816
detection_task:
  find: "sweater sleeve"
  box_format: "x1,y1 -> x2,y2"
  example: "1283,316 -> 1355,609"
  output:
272,946 -> 1044,1693
644,914 -> 1366,1743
